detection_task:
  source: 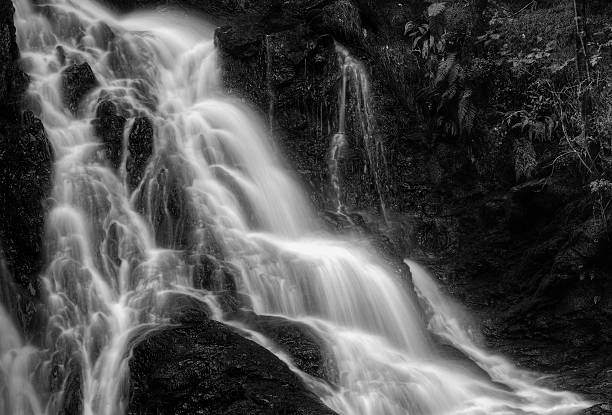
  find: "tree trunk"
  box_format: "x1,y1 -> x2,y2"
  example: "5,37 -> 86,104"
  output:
472,0 -> 488,36
574,0 -> 598,169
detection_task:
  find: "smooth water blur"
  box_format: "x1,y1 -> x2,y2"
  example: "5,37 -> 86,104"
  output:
329,45 -> 387,219
0,0 -> 591,414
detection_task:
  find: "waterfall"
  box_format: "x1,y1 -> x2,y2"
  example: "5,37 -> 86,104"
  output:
265,34 -> 275,134
329,44 -> 388,219
0,0 -> 590,414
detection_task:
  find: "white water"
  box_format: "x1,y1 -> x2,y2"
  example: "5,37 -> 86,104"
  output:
328,45 -> 387,218
265,34 -> 275,133
0,0 -> 590,414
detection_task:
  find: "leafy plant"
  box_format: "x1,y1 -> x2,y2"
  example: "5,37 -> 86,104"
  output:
513,138 -> 537,181
419,53 -> 477,136
323,0 -> 362,40
590,179 -> 612,229
502,110 -> 558,142
405,22 -> 441,59
404,2 -> 479,138
404,1 -> 447,59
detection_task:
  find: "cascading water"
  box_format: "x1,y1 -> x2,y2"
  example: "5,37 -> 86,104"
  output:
407,259 -> 589,414
0,0 -> 591,414
329,45 -> 388,218
265,34 -> 275,134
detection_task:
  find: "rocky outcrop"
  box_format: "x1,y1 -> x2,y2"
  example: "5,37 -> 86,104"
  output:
93,99 -> 126,169
0,0 -> 54,334
61,62 -> 98,114
128,319 -> 338,415
139,157 -> 195,250
0,111 -> 53,332
0,0 -> 29,122
238,313 -> 336,383
126,116 -> 154,192
583,404 -> 612,415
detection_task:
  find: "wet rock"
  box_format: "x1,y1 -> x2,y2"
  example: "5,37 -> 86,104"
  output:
0,0 -> 29,122
215,25 -> 262,58
582,404 -> 612,414
191,254 -> 241,314
61,62 -> 98,114
238,312 -> 336,383
192,254 -> 237,294
59,358 -> 84,415
0,0 -> 54,335
92,100 -> 126,170
128,320 -> 337,415
126,116 -> 153,192
0,110 -> 54,331
38,3 -> 86,41
102,0 -> 282,22
217,18 -> 339,208
55,45 -> 66,66
157,292 -> 212,324
133,153 -> 196,250
90,21 -> 115,50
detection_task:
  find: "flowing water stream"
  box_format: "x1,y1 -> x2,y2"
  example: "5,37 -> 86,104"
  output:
329,44 -> 387,218
0,0 -> 592,414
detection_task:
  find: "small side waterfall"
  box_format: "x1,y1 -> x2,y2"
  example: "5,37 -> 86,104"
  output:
265,34 -> 275,133
0,1 -> 591,414
407,260 -> 588,414
329,44 -> 388,218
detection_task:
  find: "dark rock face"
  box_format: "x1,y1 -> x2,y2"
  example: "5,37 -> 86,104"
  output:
93,99 -> 127,170
128,320 -> 337,415
0,111 -> 53,330
216,21 -> 340,209
0,0 -> 29,122
0,0 -> 53,334
133,152 -> 196,250
238,313 -> 336,383
582,404 -> 612,415
126,117 -> 154,192
192,254 -> 236,293
61,62 -> 98,114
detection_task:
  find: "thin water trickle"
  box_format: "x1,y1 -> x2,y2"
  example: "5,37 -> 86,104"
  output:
265,34 -> 275,134
329,44 -> 388,220
0,0 -> 591,414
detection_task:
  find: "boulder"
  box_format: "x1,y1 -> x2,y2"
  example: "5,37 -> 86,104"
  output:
215,25 -> 262,58
581,404 -> 612,414
89,21 -> 115,50
238,313 -> 336,383
0,110 -> 53,332
126,116 -> 154,192
190,254 -> 241,314
128,320 -> 338,415
133,152 -> 196,250
61,62 -> 98,114
92,100 -> 126,170
0,0 -> 29,121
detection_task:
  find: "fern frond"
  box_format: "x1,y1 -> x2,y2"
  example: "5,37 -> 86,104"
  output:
447,64 -> 459,87
434,53 -> 456,85
427,2 -> 446,17
438,84 -> 457,110
458,89 -> 475,134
